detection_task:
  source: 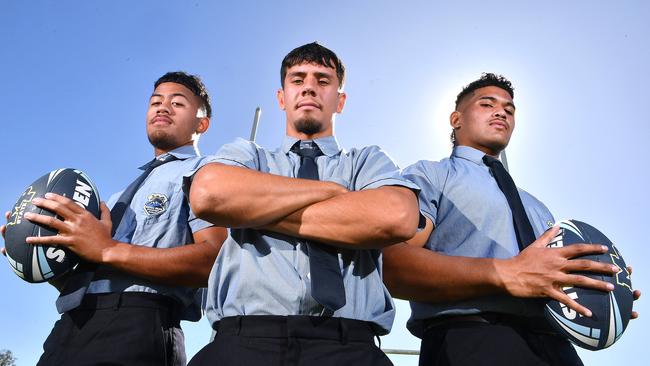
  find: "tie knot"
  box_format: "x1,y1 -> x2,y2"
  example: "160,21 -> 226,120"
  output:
150,154 -> 179,169
482,155 -> 503,169
292,141 -> 323,159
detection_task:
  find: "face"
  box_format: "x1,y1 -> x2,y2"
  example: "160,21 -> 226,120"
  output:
277,62 -> 346,139
451,86 -> 516,156
146,82 -> 209,155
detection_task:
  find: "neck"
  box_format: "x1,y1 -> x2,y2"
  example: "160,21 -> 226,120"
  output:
456,143 -> 503,158
153,141 -> 195,157
286,120 -> 335,141
287,131 -> 333,141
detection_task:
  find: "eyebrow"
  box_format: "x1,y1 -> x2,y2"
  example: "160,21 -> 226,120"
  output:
287,71 -> 307,79
150,92 -> 190,101
287,71 -> 334,79
478,96 -> 516,110
314,72 -> 333,79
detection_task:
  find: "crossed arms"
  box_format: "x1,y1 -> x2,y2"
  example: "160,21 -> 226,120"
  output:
189,163 -> 420,249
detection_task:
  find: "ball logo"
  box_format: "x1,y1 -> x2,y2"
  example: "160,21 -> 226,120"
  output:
7,186 -> 37,227
72,179 -> 93,208
610,246 -> 633,293
45,247 -> 65,263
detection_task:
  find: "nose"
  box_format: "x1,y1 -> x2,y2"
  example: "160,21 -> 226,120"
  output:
301,78 -> 317,97
156,100 -> 171,114
493,108 -> 506,119
301,87 -> 316,97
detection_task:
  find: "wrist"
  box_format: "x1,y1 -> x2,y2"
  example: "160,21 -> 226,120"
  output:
492,257 -> 517,295
100,239 -> 126,266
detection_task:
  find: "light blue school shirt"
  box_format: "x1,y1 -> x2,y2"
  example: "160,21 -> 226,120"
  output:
402,145 -> 555,338
87,145 -> 214,321
202,136 -> 419,334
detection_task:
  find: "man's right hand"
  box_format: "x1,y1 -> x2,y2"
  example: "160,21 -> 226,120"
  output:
496,226 -> 618,317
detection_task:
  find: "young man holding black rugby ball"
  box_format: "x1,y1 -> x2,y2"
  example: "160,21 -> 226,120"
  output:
2,72 -> 226,366
383,73 -> 640,366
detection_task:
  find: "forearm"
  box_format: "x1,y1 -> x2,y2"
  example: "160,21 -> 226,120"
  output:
383,243 -> 504,302
260,186 -> 419,249
190,163 -> 347,228
101,227 -> 226,287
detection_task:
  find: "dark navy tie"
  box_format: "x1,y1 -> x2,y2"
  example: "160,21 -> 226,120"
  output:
483,155 -> 536,251
55,154 -> 178,313
292,141 -> 346,312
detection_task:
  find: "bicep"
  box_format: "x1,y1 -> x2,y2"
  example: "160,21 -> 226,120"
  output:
192,226 -> 228,254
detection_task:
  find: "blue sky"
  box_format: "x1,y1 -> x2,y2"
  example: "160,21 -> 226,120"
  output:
1,1 -> 648,365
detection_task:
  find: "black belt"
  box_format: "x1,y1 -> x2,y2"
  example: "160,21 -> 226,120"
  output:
215,315 -> 380,344
424,313 -> 557,335
73,292 -> 182,327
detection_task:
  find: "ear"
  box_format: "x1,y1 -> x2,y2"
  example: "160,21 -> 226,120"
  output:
277,89 -> 286,110
450,111 -> 461,130
196,117 -> 210,134
336,92 -> 347,113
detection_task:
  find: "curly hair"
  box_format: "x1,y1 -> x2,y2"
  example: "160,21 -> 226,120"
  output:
455,73 -> 514,110
154,71 -> 212,118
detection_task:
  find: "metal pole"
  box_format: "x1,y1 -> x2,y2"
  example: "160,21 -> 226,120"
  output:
500,149 -> 509,172
382,349 -> 420,356
250,107 -> 262,142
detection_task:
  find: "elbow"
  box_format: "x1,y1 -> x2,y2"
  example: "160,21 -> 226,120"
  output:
384,213 -> 418,244
189,164 -> 227,223
380,190 -> 419,244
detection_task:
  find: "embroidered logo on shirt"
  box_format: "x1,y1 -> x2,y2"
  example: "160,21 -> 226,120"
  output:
144,193 -> 168,216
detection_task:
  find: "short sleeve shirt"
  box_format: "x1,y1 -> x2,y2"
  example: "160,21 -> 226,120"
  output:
202,135 -> 420,334
402,146 -> 555,337
87,145 -> 214,321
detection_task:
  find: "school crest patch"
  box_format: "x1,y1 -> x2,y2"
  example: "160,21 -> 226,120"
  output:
144,193 -> 168,216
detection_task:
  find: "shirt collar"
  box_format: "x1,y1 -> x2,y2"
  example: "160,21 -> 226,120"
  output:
451,145 -> 492,166
281,135 -> 341,157
139,145 -> 199,170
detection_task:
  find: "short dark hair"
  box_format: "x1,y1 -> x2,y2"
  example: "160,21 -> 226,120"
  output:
450,73 -> 514,146
280,42 -> 345,89
455,73 -> 514,110
154,71 -> 212,118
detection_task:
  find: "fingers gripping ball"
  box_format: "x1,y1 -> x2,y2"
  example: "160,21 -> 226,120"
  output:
4,169 -> 101,283
545,219 -> 633,350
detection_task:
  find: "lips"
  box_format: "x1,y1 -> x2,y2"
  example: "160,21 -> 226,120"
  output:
296,100 -> 321,110
489,119 -> 508,130
151,116 -> 173,125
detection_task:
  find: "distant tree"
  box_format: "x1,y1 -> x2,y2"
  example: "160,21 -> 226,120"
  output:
0,350 -> 17,366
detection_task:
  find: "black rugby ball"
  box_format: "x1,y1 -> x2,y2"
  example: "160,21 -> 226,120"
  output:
545,219 -> 633,350
4,169 -> 101,283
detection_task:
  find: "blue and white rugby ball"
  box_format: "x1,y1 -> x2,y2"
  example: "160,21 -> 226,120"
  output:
545,219 -> 633,350
4,168 -> 101,283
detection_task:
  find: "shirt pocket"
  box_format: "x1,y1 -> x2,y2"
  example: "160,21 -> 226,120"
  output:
129,178 -> 192,248
139,181 -> 181,225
